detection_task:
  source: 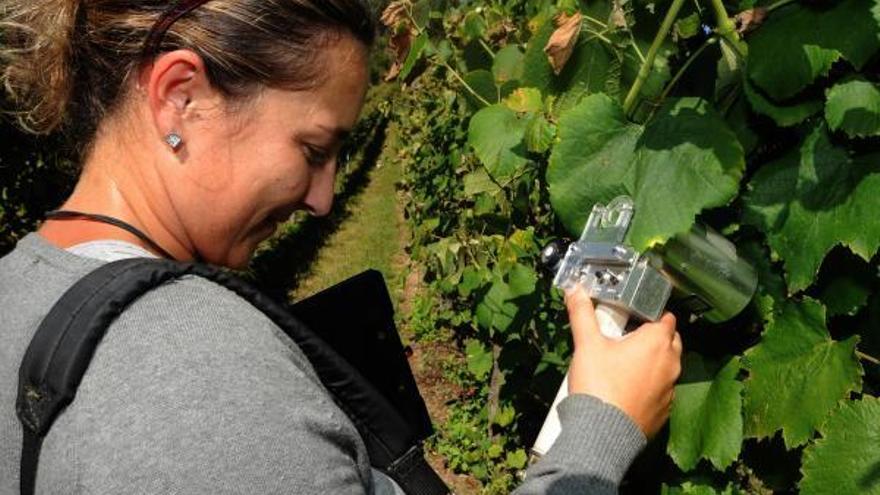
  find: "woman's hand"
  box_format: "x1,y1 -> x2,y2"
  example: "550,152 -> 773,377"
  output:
565,286 -> 683,438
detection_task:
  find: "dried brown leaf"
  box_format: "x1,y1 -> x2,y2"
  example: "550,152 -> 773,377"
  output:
384,28 -> 414,81
544,12 -> 583,75
610,1 -> 628,29
735,7 -> 768,34
381,1 -> 410,28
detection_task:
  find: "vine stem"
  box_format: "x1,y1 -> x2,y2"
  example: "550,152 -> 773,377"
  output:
706,0 -> 744,57
442,61 -> 493,107
653,36 -> 716,113
708,0 -> 737,35
622,0 -> 687,116
857,350 -> 880,366
478,38 -> 495,58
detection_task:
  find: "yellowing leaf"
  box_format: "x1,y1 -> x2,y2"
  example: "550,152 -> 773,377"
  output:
504,88 -> 543,113
543,12 -> 582,75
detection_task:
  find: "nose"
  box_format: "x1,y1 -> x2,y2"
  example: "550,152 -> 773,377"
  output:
303,160 -> 336,217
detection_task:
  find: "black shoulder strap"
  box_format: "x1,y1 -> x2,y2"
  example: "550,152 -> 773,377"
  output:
17,258 -> 448,495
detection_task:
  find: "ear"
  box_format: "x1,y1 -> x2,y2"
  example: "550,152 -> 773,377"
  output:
141,50 -> 215,144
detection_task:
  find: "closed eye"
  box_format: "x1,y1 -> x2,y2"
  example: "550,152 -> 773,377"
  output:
304,144 -> 331,168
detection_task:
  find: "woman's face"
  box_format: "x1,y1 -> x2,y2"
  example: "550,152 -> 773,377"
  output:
165,35 -> 369,268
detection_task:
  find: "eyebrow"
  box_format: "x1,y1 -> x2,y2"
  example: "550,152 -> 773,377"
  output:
317,124 -> 352,141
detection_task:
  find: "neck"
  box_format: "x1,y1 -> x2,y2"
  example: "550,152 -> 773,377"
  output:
38,130 -> 198,262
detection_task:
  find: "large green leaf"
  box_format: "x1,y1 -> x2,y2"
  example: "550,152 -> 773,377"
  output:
743,124 -> 880,292
668,354 -> 743,471
800,396 -> 880,494
468,104 -> 528,180
742,298 -> 862,448
547,93 -> 744,250
747,0 -> 880,100
474,263 -> 537,335
825,79 -> 880,138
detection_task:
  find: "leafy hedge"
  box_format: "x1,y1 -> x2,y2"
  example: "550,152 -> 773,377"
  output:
0,120 -> 75,256
387,0 -> 880,492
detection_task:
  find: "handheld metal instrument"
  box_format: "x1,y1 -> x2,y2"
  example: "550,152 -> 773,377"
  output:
531,195 -> 757,457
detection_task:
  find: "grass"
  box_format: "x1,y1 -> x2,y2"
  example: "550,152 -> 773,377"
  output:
290,125 -> 405,306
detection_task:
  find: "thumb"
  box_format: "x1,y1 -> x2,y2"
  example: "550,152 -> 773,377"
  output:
564,286 -> 602,349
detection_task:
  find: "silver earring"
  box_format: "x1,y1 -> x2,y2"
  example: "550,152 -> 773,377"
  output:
164,132 -> 183,151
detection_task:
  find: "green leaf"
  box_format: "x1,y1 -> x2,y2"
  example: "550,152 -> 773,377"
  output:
493,404 -> 516,427
742,298 -> 862,448
747,0 -> 880,100
459,266 -> 486,298
468,105 -> 528,181
524,114 -> 556,153
675,12 -> 701,39
743,124 -> 880,292
462,10 -> 488,42
739,241 -> 787,321
505,449 -> 528,469
475,263 -> 537,334
400,33 -> 428,80
662,480 -> 736,495
487,443 -> 504,459
715,37 -> 743,105
492,45 -> 524,84
463,168 -> 501,197
465,338 -> 493,379
411,0 -> 430,29
463,70 -> 498,108
800,396 -> 880,494
825,79 -> 880,138
744,78 -> 822,127
547,93 -> 744,250
668,354 -> 743,471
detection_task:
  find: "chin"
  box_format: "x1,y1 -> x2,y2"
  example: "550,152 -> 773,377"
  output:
199,244 -> 256,271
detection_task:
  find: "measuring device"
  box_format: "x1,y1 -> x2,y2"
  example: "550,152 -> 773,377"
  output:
531,196 -> 757,457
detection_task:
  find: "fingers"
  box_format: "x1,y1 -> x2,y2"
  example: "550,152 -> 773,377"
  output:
659,312 -> 677,339
671,330 -> 683,355
564,287 -> 600,349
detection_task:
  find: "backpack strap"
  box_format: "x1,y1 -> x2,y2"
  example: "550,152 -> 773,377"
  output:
17,258 -> 448,495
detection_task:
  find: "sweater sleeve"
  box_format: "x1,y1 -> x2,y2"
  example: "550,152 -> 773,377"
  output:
35,276 -> 374,495
513,394 -> 647,495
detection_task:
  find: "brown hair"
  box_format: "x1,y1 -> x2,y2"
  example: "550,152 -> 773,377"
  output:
1,0 -> 375,155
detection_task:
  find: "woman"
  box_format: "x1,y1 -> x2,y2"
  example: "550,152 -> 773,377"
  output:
0,1 -> 682,493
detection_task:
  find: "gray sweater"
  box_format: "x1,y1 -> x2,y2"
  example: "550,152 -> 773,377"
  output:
0,232 -> 646,494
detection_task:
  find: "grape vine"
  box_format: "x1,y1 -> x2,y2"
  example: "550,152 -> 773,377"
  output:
385,0 -> 880,492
